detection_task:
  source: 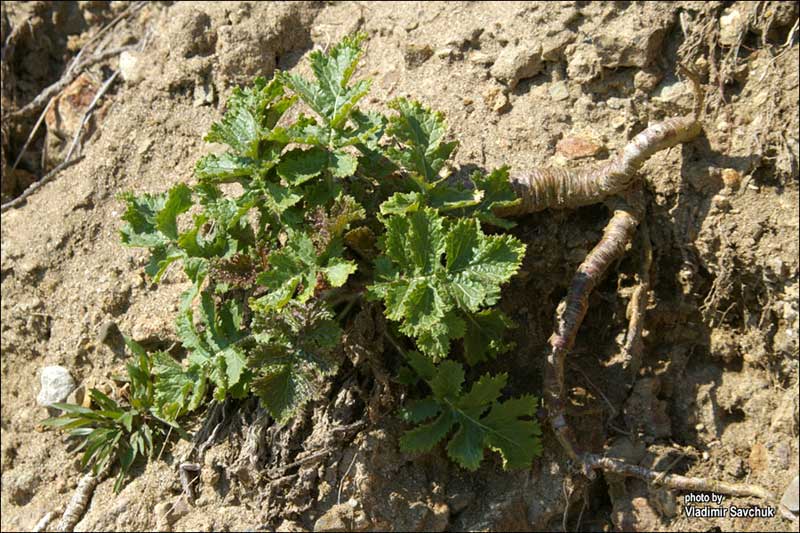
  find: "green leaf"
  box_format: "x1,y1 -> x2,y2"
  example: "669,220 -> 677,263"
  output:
276,147 -> 328,186
464,166 -> 520,229
370,209 -> 524,358
205,76 -> 291,157
152,351 -> 207,422
428,360 -> 464,399
195,153 -> 258,183
280,33 -> 371,129
249,301 -> 342,423
254,231 -> 317,311
399,411 -> 454,453
482,395 -> 543,469
329,150 -> 358,177
379,192 -> 422,216
263,182 -> 302,215
462,309 -> 515,365
414,311 -> 465,360
445,218 -> 526,312
255,230 -> 356,311
428,182 -> 481,212
399,359 -> 542,471
399,398 -> 441,423
323,257 -> 357,287
385,98 -> 458,185
155,184 -> 192,240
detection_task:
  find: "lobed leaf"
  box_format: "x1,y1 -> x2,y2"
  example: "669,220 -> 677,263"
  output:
370,209 -> 524,359
399,358 -> 542,471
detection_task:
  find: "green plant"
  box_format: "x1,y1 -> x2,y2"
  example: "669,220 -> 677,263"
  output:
46,33 -> 542,480
42,338 -> 179,492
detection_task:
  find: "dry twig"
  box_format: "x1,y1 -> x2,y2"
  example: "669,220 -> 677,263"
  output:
5,2 -> 144,121
586,453 -> 775,501
1,70 -> 119,212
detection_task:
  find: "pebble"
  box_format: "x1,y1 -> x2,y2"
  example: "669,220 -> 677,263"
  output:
781,475 -> 799,512
548,81 -> 569,101
118,51 -> 142,83
482,84 -> 510,114
467,51 -> 493,66
404,43 -> 434,68
490,42 -> 542,90
565,43 -> 601,84
556,136 -> 604,159
721,168 -> 741,190
193,79 -> 215,107
719,9 -> 745,47
37,366 -> 76,407
634,69 -> 661,93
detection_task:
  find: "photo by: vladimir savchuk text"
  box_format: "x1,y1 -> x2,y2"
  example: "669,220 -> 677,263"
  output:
682,492 -> 776,519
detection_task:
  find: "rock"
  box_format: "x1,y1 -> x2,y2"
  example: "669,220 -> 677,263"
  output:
721,168 -> 741,190
490,42 -> 542,90
547,81 -> 569,101
193,78 -> 215,107
781,475 -> 799,512
155,495 -> 191,530
96,320 -> 123,347
404,43 -> 433,69
434,46 -> 455,60
556,136 -> 604,159
314,503 -> 354,532
119,51 -> 143,83
634,69 -> 662,93
593,6 -> 672,69
482,84 -> 509,114
467,51 -> 493,66
44,73 -> 100,166
653,80 -> 693,108
277,520 -> 308,532
36,366 -> 76,407
719,9 -> 745,47
566,43 -> 602,84
541,30 -> 575,61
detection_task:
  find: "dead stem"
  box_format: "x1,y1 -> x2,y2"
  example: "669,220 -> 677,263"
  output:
585,453 -> 776,501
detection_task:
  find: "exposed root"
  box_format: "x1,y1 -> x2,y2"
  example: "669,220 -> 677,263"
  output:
619,219 -> 652,377
55,469 -> 106,532
498,66 -> 703,218
33,511 -> 57,533
585,453 -> 776,502
499,114 -> 701,216
510,65 -> 776,504
543,196 -> 642,474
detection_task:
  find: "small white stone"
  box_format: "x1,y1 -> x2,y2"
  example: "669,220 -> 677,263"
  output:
37,366 -> 76,407
118,51 -> 142,83
719,9 -> 744,47
548,81 -> 570,101
781,475 -> 799,512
